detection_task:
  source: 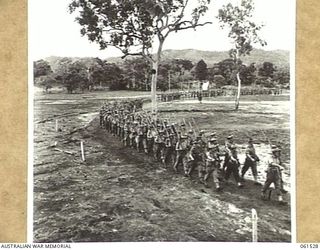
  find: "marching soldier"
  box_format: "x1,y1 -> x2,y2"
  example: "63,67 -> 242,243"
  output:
223,135 -> 234,169
187,130 -> 195,149
261,145 -> 286,203
123,121 -> 130,146
198,131 -> 207,149
147,125 -> 156,155
135,124 -> 144,152
141,123 -> 149,154
162,133 -> 175,167
99,108 -> 105,127
224,144 -> 243,188
204,138 -> 222,190
173,134 -> 188,173
184,140 -> 205,179
153,130 -> 165,162
241,138 -> 261,185
129,121 -> 138,148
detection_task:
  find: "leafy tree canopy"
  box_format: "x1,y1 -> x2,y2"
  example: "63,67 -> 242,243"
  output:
69,0 -> 211,62
34,59 -> 52,78
195,59 -> 208,81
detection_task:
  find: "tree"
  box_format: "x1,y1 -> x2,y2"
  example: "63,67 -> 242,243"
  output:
69,0 -> 211,111
273,66 -> 290,85
34,60 -> 52,78
65,61 -> 89,93
194,59 -> 208,82
51,57 -> 72,89
102,63 -> 125,90
53,58 -> 88,93
123,57 -> 151,90
258,61 -> 276,78
35,75 -> 56,93
216,58 -> 237,85
217,0 -> 266,110
78,57 -> 105,89
212,74 -> 226,88
240,63 -> 256,85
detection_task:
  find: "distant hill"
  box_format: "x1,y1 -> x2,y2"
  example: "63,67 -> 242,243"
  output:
44,48 -> 289,69
107,48 -> 290,68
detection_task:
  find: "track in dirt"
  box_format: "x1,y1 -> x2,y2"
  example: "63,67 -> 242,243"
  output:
33,94 -> 291,242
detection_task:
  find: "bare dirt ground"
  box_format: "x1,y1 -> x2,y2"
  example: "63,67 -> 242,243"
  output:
33,92 -> 291,242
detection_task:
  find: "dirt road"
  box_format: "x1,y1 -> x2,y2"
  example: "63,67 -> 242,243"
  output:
33,94 -> 291,242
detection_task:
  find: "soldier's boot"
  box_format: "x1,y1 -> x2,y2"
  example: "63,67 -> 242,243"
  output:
153,152 -> 158,161
237,182 -> 244,188
240,171 -> 247,182
280,180 -> 288,194
253,175 -> 262,186
184,167 -> 190,177
198,170 -> 205,184
260,191 -> 267,200
215,183 -> 222,191
187,168 -> 193,177
198,176 -> 204,184
162,157 -> 168,168
278,195 -> 286,205
161,155 -> 166,165
173,160 -> 179,173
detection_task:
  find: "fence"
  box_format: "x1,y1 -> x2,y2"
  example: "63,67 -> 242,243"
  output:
157,88 -> 284,102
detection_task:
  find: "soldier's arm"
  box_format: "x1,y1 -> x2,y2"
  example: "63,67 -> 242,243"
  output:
267,156 -> 283,169
269,162 -> 284,171
206,152 -> 214,161
246,149 -> 255,161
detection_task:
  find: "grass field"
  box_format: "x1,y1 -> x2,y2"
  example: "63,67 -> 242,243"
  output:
33,91 -> 291,242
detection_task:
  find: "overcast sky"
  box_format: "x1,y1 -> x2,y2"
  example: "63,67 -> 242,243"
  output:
29,0 -> 295,61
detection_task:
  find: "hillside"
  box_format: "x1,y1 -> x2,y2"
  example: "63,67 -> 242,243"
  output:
107,49 -> 290,68
44,49 -> 289,69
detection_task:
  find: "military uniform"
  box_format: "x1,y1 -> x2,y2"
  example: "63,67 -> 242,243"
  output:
241,138 -> 260,184
173,134 -> 188,172
153,130 -> 165,161
224,144 -> 243,187
261,146 -> 285,202
162,133 -> 175,167
223,135 -> 234,169
147,126 -> 156,155
204,138 -> 222,190
183,140 -> 205,178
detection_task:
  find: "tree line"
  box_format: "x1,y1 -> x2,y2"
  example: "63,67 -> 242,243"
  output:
34,56 -> 289,93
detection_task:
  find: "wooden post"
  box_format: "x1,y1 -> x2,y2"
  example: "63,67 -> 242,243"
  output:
55,119 -> 58,132
252,208 -> 258,242
168,71 -> 171,92
80,141 -> 85,162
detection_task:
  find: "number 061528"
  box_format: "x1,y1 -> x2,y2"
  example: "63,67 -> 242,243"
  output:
300,244 -> 319,249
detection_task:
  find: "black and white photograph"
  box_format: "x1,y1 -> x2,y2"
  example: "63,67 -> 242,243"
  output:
30,0 -> 295,243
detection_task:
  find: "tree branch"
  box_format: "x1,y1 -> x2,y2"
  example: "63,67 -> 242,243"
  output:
172,21 -> 212,32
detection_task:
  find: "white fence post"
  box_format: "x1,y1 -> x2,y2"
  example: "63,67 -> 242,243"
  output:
252,208 -> 258,242
55,119 -> 58,132
80,140 -> 85,162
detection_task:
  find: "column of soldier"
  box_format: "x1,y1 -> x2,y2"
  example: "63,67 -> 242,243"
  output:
99,100 -> 287,203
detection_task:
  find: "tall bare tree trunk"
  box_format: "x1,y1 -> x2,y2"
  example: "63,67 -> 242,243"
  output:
150,39 -> 164,113
235,71 -> 241,110
151,60 -> 159,112
235,49 -> 241,110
